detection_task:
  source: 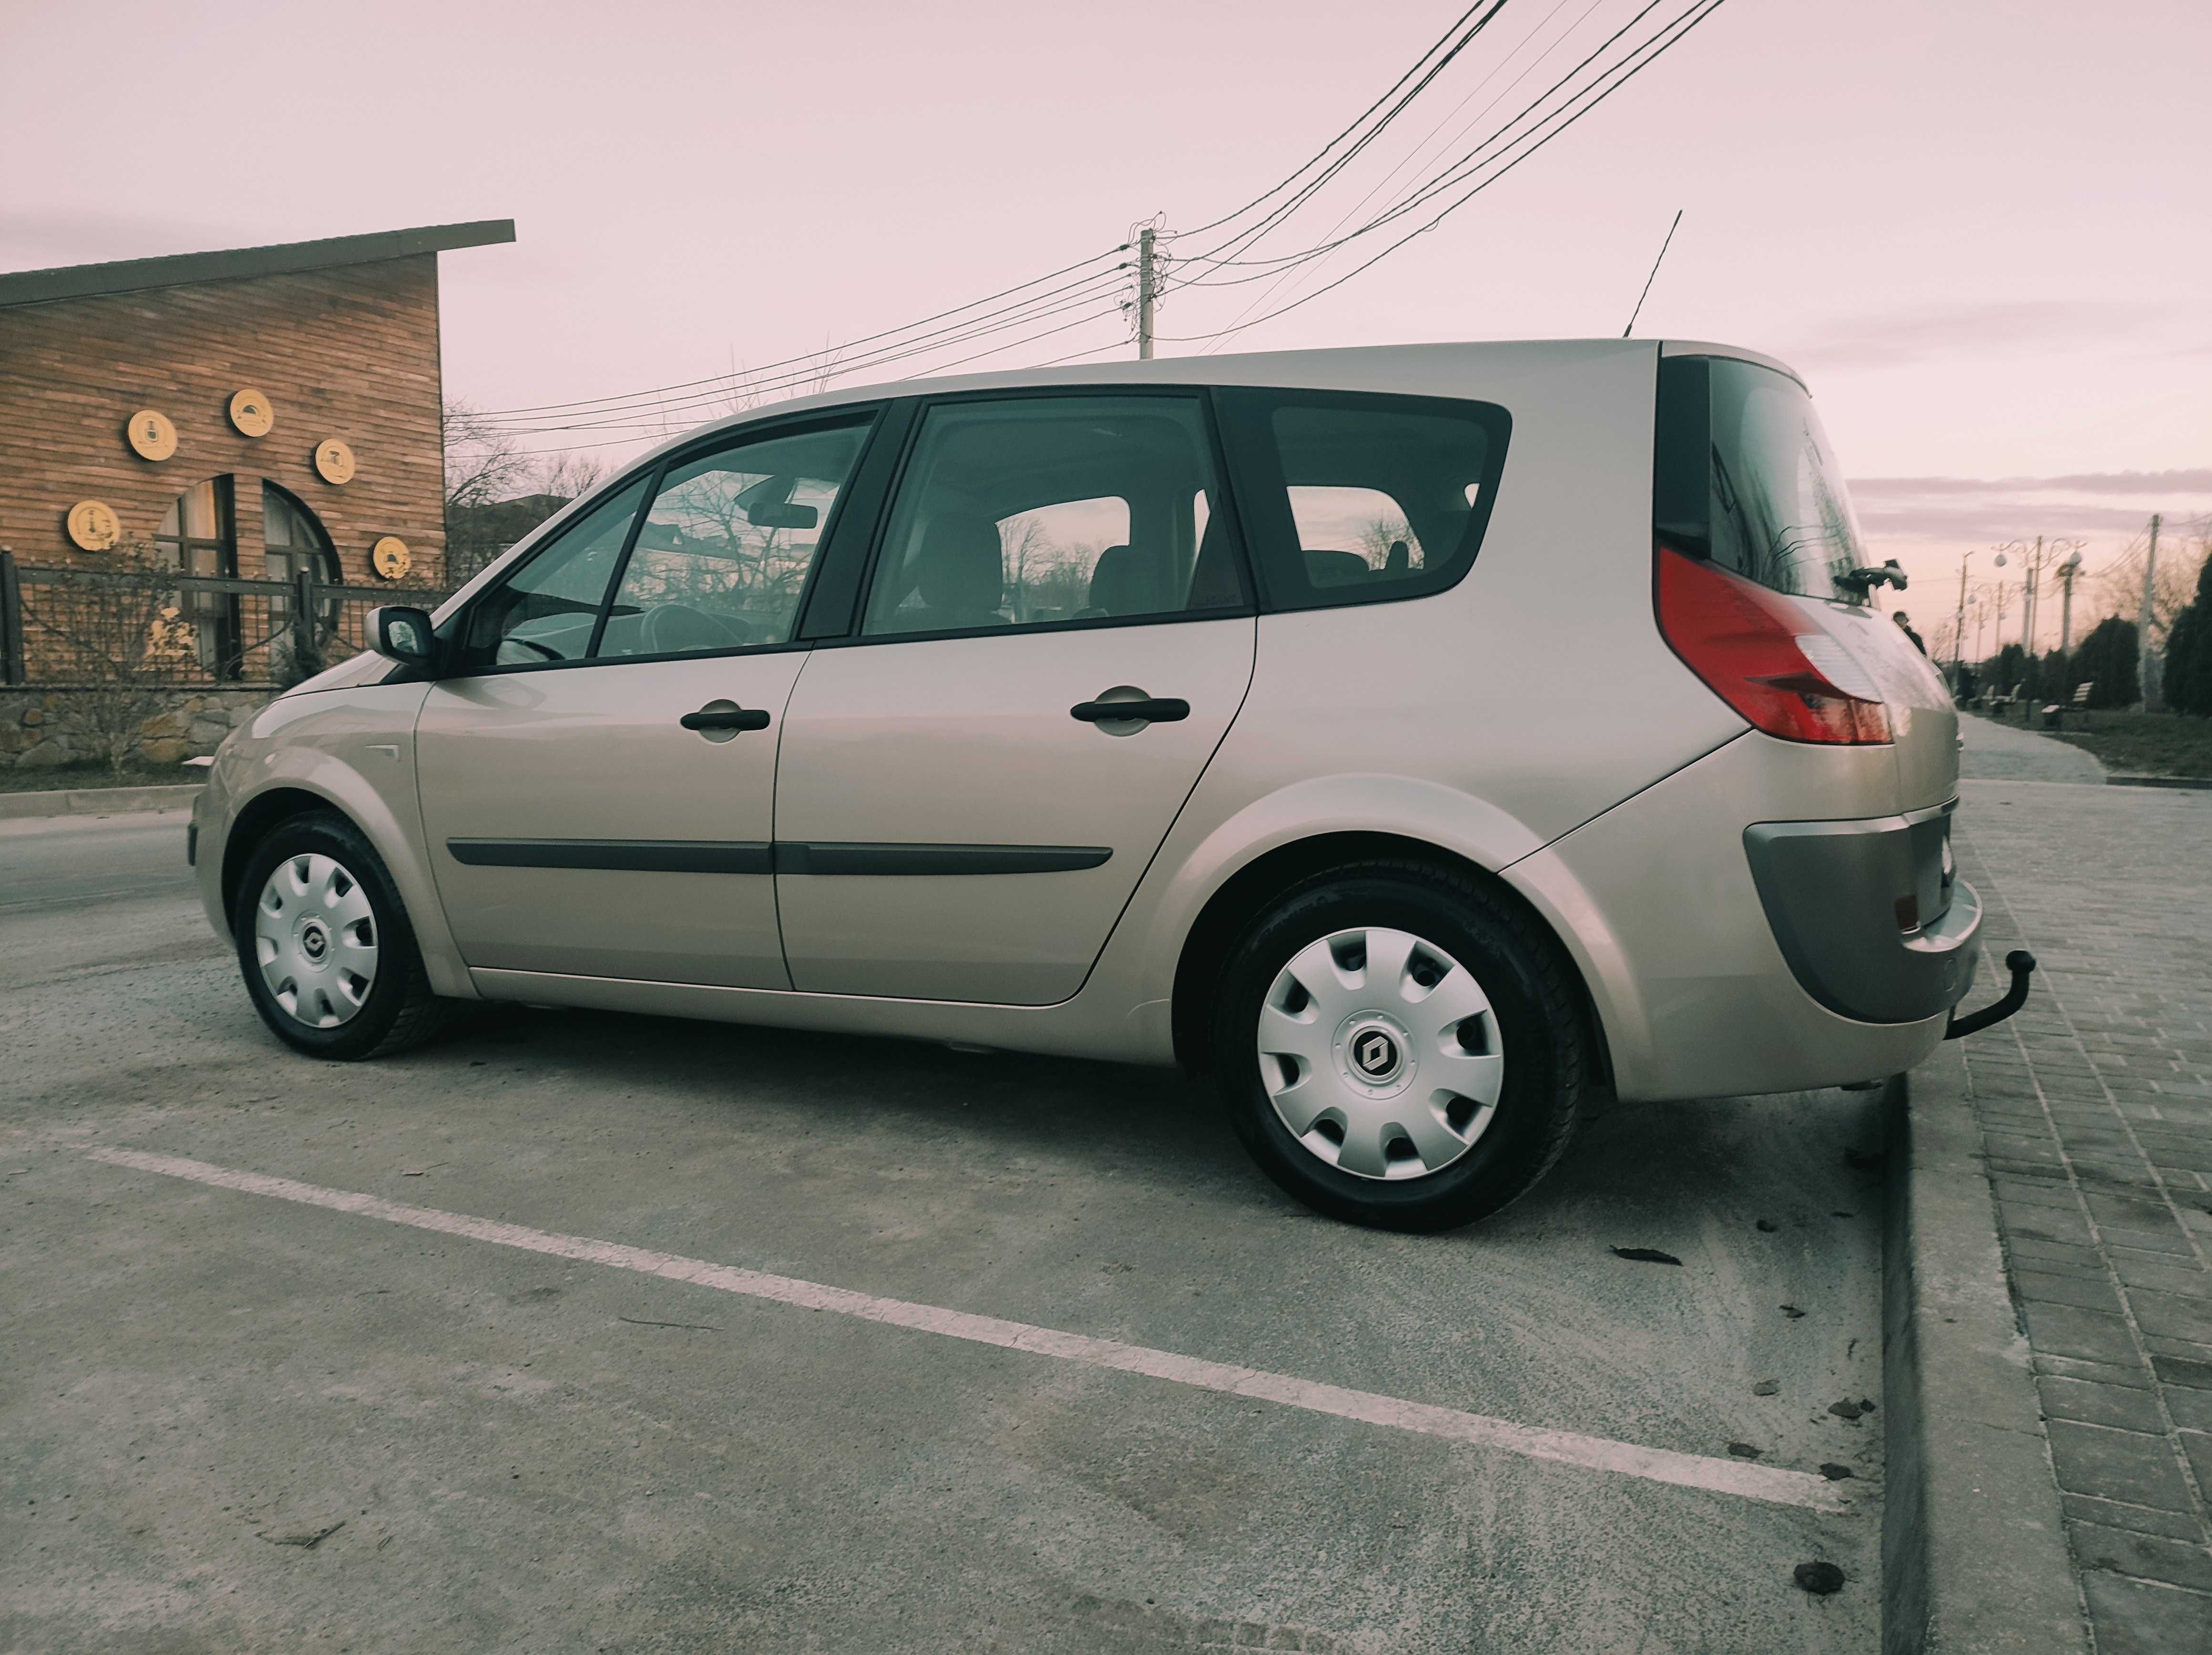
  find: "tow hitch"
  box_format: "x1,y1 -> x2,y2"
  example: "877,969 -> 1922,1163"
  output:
1945,950 -> 2038,1040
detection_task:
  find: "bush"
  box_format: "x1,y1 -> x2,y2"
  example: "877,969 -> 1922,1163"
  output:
2165,553 -> 2212,716
2070,617 -> 2140,709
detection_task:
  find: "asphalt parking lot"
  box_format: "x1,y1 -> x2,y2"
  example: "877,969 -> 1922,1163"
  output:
4,809 -> 1889,1653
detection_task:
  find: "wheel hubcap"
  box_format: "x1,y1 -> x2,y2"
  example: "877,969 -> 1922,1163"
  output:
1256,925 -> 1505,1181
254,853 -> 378,1029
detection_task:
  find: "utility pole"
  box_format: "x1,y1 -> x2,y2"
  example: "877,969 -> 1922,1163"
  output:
1137,227 -> 1157,361
2058,548 -> 2083,653
2024,535 -> 2043,654
1954,551 -> 1973,682
2138,513 -> 2161,708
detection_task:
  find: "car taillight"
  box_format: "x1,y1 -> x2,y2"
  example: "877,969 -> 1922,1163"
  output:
1655,545 -> 1891,745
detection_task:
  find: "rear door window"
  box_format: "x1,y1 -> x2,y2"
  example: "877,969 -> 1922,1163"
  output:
1654,354 -> 1870,604
859,395 -> 1247,638
1213,389 -> 1510,611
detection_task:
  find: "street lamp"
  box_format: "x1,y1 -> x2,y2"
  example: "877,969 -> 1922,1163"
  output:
2056,547 -> 2085,654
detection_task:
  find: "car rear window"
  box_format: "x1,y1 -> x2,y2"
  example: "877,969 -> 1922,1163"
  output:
1654,354 -> 1871,605
1214,388 -> 1510,612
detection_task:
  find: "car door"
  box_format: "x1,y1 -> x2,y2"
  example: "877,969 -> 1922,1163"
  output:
415,410 -> 878,988
772,390 -> 1258,1004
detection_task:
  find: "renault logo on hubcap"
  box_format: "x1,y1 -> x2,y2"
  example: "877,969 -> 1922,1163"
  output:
1353,1030 -> 1399,1079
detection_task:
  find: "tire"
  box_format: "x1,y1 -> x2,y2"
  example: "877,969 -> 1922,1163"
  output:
233,809 -> 454,1060
1210,861 -> 1594,1232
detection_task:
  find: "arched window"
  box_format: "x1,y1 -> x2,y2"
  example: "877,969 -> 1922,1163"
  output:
155,477 -> 238,675
262,482 -> 341,681
262,482 -> 339,588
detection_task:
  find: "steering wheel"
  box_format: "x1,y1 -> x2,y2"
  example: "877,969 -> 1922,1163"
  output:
641,604 -> 748,654
499,634 -> 564,662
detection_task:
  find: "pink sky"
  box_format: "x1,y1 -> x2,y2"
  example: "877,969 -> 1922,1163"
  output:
5,0 -> 2206,652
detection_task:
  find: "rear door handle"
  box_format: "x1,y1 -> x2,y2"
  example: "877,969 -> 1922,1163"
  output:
1070,693 -> 1190,725
681,703 -> 772,736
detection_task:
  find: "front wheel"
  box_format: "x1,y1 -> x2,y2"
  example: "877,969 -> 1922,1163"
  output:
1212,863 -> 1595,1232
233,810 -> 453,1060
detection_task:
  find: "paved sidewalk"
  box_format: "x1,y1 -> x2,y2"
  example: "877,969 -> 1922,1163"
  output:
1953,775 -> 2212,1654
1958,710 -> 2108,785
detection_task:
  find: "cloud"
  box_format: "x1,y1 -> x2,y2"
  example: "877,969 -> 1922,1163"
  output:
1782,300 -> 2185,372
1845,470 -> 2212,544
1853,469 -> 2212,498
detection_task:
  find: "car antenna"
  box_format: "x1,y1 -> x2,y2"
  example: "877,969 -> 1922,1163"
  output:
1621,209 -> 1683,338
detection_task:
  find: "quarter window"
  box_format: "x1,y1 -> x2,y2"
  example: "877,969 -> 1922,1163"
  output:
860,396 -> 1245,638
459,479 -> 648,669
1654,355 -> 1869,604
1215,390 -> 1510,611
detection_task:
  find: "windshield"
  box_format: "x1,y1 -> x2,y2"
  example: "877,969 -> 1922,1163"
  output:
1654,354 -> 1870,604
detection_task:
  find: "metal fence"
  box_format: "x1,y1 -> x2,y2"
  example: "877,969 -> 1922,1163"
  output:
0,551 -> 451,689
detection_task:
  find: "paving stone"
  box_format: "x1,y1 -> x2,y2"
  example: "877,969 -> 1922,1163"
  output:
2067,1523 -> 2212,1592
2063,1494 -> 2205,1541
2017,1271 -> 2128,1313
2023,1301 -> 2145,1366
2166,1389 -> 2212,1433
2129,1290 -> 2212,1344
2039,1376 -> 2169,1432
2110,1255 -> 2212,1297
2181,1431 -> 2212,1498
2106,1226 -> 2197,1257
2079,1571 -> 2212,1655
2007,1236 -> 2110,1265
2038,1353 -> 2155,1389
2044,1420 -> 2196,1511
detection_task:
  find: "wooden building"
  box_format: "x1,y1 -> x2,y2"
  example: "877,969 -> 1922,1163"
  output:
0,220 -> 513,671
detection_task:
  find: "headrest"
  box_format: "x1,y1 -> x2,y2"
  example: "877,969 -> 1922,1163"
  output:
1086,545 -> 1156,616
915,514 -> 1005,618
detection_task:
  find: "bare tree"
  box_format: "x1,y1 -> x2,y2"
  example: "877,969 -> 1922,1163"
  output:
2088,517 -> 2210,649
442,398 -> 534,512
21,544 -> 196,775
1359,513 -> 1416,571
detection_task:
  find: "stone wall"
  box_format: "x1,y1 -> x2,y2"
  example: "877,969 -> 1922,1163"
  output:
0,685 -> 268,770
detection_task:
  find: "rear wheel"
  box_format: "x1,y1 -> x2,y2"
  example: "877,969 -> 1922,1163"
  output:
1212,862 -> 1593,1231
234,810 -> 452,1060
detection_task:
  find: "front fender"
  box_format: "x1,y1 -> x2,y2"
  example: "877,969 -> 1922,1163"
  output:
205,684 -> 472,999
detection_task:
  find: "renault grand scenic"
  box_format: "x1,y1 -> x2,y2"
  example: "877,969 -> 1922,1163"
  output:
191,340 -> 1979,1230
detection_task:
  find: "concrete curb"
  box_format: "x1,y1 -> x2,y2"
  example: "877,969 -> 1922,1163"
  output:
1882,1044 -> 2088,1654
0,782 -> 202,820
2105,773 -> 2212,791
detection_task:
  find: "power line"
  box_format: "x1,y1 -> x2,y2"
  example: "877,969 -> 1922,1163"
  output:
467,0 -> 1730,450
1156,0 -> 1730,347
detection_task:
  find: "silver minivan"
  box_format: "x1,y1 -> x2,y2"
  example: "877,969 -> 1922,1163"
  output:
193,340 -> 1980,1230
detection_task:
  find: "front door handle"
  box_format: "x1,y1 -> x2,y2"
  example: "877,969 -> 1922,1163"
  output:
1070,691 -> 1190,726
680,701 -> 772,741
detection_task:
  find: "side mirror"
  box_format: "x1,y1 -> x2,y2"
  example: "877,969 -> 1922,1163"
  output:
370,605 -> 437,669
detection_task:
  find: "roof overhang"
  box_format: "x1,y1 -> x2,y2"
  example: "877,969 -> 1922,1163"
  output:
0,219 -> 516,310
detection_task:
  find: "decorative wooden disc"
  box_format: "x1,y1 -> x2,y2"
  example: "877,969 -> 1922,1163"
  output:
67,500 -> 123,551
126,409 -> 177,461
315,438 -> 357,485
371,536 -> 412,581
229,388 -> 275,438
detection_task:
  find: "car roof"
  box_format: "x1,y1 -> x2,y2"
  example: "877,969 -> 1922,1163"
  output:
649,337 -> 1808,457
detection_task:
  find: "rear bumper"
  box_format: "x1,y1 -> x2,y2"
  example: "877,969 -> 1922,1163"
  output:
1743,807 -> 1982,1024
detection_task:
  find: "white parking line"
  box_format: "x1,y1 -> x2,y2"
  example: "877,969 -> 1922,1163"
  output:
89,1145 -> 1848,1513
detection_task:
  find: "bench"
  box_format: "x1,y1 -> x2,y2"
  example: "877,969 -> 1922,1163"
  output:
2041,681 -> 2092,729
